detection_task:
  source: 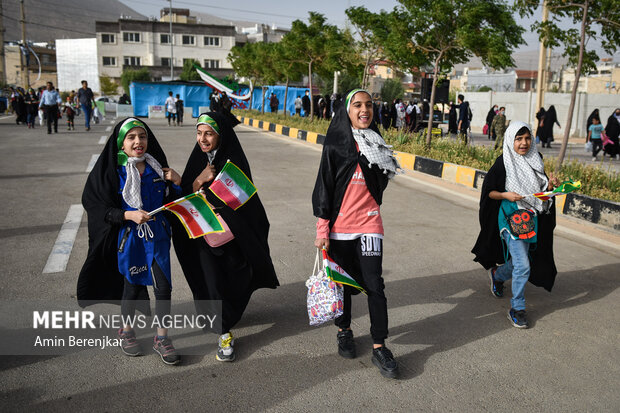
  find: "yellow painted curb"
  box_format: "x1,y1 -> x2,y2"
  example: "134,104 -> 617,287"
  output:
262,121 -> 270,131
289,127 -> 299,139
394,151 -> 415,170
456,166 -> 476,188
307,131 -> 318,144
244,118 -> 250,125
441,163 -> 458,183
275,124 -> 283,134
555,194 -> 567,215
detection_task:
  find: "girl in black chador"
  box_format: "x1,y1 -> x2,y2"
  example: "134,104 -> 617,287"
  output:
540,105 -> 560,148
172,113 -> 279,362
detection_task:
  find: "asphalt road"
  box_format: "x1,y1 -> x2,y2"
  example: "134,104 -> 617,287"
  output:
1,115 -> 619,412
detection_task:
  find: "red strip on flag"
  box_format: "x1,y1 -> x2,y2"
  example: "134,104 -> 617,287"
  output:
167,203 -> 203,237
209,180 -> 242,210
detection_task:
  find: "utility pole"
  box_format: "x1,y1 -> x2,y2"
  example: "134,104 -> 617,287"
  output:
0,0 -> 6,85
168,0 -> 173,80
20,0 -> 29,87
535,1 -> 549,112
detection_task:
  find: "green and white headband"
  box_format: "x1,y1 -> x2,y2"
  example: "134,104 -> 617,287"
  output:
196,114 -> 220,134
345,89 -> 371,113
117,118 -> 147,166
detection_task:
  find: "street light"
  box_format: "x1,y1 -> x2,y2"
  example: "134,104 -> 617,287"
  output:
169,0 -> 173,80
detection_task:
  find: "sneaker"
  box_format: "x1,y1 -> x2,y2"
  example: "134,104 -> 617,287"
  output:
337,329 -> 356,359
507,309 -> 529,329
488,267 -> 504,298
118,328 -> 142,356
371,346 -> 398,379
216,332 -> 235,362
153,336 -> 180,365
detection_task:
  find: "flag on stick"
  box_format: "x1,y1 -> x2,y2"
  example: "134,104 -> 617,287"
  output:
150,191 -> 223,239
209,160 -> 257,210
322,249 -> 366,294
531,180 -> 582,201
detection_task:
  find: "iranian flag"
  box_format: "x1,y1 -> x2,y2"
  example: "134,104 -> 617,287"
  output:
209,161 -> 257,210
152,192 -> 224,239
322,249 -> 366,294
532,180 -> 582,201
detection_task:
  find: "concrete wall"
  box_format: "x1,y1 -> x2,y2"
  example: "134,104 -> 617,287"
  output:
464,91 -> 618,138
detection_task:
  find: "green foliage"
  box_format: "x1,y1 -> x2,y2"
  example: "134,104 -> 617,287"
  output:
179,59 -> 202,81
100,75 -> 118,95
60,91 -> 70,101
120,68 -> 150,95
319,71 -> 362,96
380,79 -> 405,103
477,86 -> 493,92
236,109 -> 620,201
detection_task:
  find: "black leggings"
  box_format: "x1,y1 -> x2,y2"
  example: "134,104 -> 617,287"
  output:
121,260 -> 171,321
329,236 -> 388,345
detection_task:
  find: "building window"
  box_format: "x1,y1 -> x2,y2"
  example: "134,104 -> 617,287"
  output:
182,35 -> 195,45
102,56 -> 117,66
204,36 -> 220,47
123,32 -> 140,43
204,59 -> 220,69
101,34 -> 115,44
124,56 -> 141,66
160,34 -> 171,44
161,57 -> 171,67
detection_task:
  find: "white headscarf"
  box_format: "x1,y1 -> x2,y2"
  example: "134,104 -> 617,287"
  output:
502,121 -> 548,213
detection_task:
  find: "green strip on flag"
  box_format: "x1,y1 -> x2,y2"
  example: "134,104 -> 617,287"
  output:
188,194 -> 223,231
221,162 -> 256,196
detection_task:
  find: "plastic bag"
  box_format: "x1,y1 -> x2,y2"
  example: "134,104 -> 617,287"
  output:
306,250 -> 343,326
585,141 -> 593,152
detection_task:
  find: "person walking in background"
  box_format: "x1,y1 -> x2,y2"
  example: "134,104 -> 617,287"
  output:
39,81 -> 61,134
457,94 -> 471,144
294,95 -> 302,116
77,80 -> 95,131
448,102 -> 458,136
302,90 -> 311,117
492,107 -> 508,150
165,91 -> 177,126
486,105 -> 498,140
175,94 -> 184,127
604,108 -> 620,160
63,96 -> 76,130
586,109 -> 599,135
269,93 -> 279,114
24,88 -> 40,129
587,116 -> 604,161
540,105 -> 560,148
535,107 -> 546,146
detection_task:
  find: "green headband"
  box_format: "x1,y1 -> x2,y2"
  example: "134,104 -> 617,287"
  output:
117,119 -> 147,166
345,89 -> 370,113
196,114 -> 220,134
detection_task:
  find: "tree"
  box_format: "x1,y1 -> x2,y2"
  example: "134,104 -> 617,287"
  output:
120,68 -> 150,95
271,42 -> 305,116
516,0 -> 620,169
100,75 -> 118,96
380,78 -> 405,103
179,59 -> 202,81
319,71 -> 362,96
282,12 -> 356,118
229,43 -> 264,111
351,1 -> 524,146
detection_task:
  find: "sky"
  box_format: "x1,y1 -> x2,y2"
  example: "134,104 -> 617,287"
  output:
118,0 -> 614,57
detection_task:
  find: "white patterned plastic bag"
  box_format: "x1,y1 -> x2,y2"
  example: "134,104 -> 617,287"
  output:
306,250 -> 344,326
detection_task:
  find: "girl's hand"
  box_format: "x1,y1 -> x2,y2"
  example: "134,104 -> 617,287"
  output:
548,173 -> 560,190
125,210 -> 151,224
162,167 -> 181,186
196,164 -> 216,185
503,192 -> 523,202
314,238 -> 329,251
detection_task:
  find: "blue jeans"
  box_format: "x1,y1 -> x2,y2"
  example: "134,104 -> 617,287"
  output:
494,231 -> 531,311
81,104 -> 92,128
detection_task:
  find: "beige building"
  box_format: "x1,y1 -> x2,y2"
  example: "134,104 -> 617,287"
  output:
367,60 -> 417,99
4,43 -> 57,89
561,61 -> 620,94
96,8 -> 236,83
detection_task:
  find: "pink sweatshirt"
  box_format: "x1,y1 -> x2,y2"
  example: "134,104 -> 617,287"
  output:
316,163 -> 384,240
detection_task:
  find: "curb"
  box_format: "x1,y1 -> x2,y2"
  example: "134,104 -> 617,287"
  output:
237,115 -> 620,231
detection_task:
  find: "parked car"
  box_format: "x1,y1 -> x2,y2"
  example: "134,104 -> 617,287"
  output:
95,96 -> 118,113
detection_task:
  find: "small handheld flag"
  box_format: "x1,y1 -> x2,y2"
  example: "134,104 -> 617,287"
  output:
209,160 -> 257,210
149,191 -> 223,239
532,180 -> 582,201
322,249 -> 366,294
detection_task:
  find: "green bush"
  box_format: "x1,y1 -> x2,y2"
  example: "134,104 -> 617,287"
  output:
120,68 -> 151,95
236,110 -> 620,202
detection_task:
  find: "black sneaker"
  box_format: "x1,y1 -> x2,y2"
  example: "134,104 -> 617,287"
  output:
153,336 -> 180,365
508,309 -> 529,329
371,346 -> 398,379
118,328 -> 142,356
337,329 -> 356,359
489,267 -> 504,298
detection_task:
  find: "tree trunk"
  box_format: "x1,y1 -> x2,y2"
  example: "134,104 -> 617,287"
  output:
556,1 -> 588,170
362,54 -> 372,89
284,76 -> 289,116
425,56 -> 442,147
308,60 -> 314,119
261,86 -> 266,114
